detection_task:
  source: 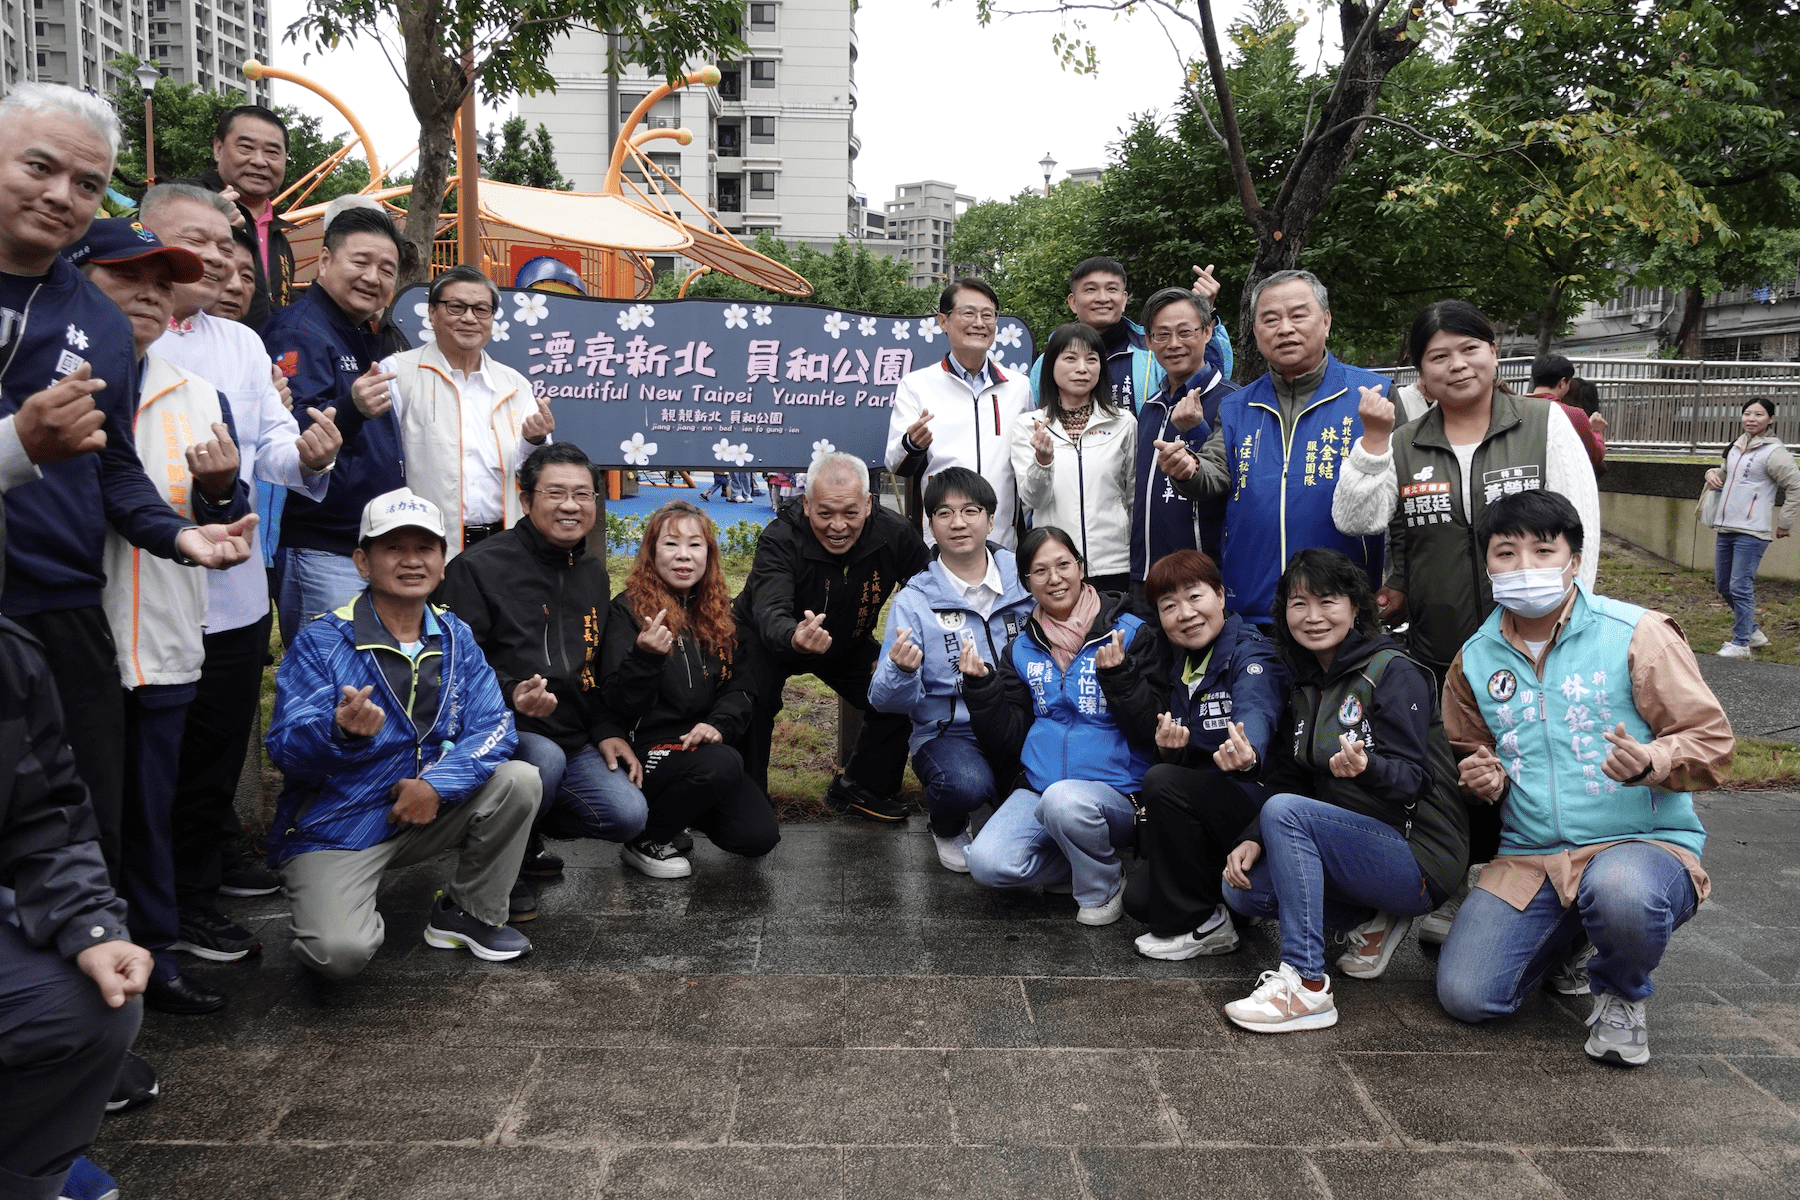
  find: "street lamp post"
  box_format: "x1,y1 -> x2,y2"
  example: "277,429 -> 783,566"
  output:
135,61 -> 161,183
1038,151 -> 1056,197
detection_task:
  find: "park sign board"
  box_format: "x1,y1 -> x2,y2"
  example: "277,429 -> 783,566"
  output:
393,286 -> 1038,471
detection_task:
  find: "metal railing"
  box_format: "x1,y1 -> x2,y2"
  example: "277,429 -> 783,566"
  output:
1371,357 -> 1800,456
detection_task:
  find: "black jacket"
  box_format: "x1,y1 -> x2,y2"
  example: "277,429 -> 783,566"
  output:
600,596 -> 760,750
436,519 -> 622,753
731,498 -> 930,655
173,168 -> 296,330
1106,614 -> 1289,772
0,618 -> 131,962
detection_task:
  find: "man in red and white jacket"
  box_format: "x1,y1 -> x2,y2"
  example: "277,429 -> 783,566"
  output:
886,278 -> 1034,548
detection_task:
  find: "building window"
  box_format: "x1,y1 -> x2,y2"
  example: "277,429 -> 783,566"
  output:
717,123 -> 740,157
717,175 -> 741,211
750,171 -> 775,196
619,93 -> 647,124
750,59 -> 775,87
750,115 -> 775,142
717,66 -> 739,99
750,2 -> 775,27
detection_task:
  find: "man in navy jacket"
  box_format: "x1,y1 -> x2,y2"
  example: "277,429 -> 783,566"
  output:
263,203 -> 405,642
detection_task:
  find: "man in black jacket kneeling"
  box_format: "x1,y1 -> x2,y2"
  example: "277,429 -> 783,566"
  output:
733,453 -> 929,822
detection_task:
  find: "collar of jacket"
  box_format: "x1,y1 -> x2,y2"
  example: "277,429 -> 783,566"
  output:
1476,580 -> 1591,657
1163,612 -> 1253,688
508,513 -> 586,568
345,590 -> 442,652
1025,587 -> 1133,654
1404,386 -> 1526,454
418,339 -> 505,389
1148,366 -> 1220,410
200,167 -> 295,232
938,352 -> 1010,386
921,541 -> 1030,608
302,278 -> 381,334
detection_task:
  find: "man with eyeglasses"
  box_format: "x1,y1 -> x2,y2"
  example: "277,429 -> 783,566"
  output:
380,264 -> 553,561
438,443 -> 646,921
887,277 -> 1034,546
1128,287 -> 1238,607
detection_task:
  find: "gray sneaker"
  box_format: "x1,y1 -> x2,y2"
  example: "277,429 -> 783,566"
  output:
1584,991 -> 1649,1065
423,894 -> 533,961
1418,863 -> 1483,946
1749,627 -> 1770,649
1547,939 -> 1598,995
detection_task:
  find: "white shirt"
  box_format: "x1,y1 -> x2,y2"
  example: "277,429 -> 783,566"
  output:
384,358 -> 536,525
153,311 -> 329,633
945,551 -> 1003,620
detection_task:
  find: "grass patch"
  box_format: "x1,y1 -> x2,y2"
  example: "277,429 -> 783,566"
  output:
1594,534 -> 1800,666
1725,738 -> 1800,790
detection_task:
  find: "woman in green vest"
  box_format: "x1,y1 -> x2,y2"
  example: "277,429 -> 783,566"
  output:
1219,549 -> 1468,1034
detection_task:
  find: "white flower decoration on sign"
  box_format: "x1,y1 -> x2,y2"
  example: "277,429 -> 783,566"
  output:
619,432 -> 658,466
723,303 -> 749,329
752,305 -> 774,326
711,437 -> 736,460
617,303 -> 655,331
725,442 -> 755,466
858,316 -> 879,336
411,300 -> 436,342
489,319 -> 510,343
514,293 -> 550,326
995,324 -> 1024,349
891,320 -> 911,340
810,439 -> 836,461
823,312 -> 850,339
916,319 -> 939,343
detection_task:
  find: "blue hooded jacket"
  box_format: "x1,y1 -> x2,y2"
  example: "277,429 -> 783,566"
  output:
1130,365 -> 1239,578
868,546 -> 1036,755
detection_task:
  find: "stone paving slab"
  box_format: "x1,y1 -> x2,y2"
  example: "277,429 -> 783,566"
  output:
95,792 -> 1800,1199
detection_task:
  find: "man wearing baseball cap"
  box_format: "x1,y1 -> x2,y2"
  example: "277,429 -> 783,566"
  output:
264,488 -> 541,977
76,216 -> 259,1014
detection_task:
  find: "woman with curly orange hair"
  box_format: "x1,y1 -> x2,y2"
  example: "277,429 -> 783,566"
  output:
600,501 -> 780,877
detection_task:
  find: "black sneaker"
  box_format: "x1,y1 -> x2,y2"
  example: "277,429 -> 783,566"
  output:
519,842 -> 564,878
671,828 -> 695,854
171,906 -> 261,963
218,847 -> 281,897
423,894 -> 533,961
105,1052 -> 158,1113
144,972 -> 227,1015
508,878 -> 538,924
620,835 -> 693,879
826,774 -> 910,824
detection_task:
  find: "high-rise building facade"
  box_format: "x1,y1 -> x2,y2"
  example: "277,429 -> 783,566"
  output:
0,0 -> 271,102
518,0 -> 861,278
883,179 -> 972,289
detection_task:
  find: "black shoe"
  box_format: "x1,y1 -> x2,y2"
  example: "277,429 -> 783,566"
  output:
145,972 -> 227,1015
105,1052 -> 158,1114
508,878 -> 538,923
671,828 -> 695,854
171,906 -> 261,963
424,894 -> 533,961
218,848 -> 281,897
827,774 -> 910,823
519,836 -> 564,878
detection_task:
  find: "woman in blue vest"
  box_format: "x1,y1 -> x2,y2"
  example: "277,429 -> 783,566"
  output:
1220,549 -> 1468,1034
961,527 -> 1163,925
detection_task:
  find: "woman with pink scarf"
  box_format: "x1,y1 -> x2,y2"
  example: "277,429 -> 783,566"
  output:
960,527 -> 1163,925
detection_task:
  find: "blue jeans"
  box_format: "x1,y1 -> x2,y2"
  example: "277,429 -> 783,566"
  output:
1437,841 -> 1697,1021
513,732 -> 649,843
1713,530 -> 1770,644
965,780 -> 1136,908
911,735 -> 998,837
1222,793 -> 1434,978
276,546 -> 367,645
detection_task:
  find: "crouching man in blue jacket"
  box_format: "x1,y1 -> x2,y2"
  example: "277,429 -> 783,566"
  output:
869,468 -> 1035,872
266,489 -> 541,978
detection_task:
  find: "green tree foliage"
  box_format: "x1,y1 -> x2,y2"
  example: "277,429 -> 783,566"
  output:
108,57 -> 370,204
285,0 -> 746,289
481,117 -> 574,191
648,235 -> 938,316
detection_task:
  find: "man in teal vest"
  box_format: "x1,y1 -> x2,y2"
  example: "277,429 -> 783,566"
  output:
1435,490 -> 1734,1066
1156,269 -> 1386,626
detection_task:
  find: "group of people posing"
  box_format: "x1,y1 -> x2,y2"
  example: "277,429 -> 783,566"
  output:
0,80 -> 1750,1200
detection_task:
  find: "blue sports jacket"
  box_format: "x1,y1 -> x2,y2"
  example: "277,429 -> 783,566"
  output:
265,592 -> 517,865
1130,366 -> 1239,578
264,286 -> 402,556
868,546 -> 1036,755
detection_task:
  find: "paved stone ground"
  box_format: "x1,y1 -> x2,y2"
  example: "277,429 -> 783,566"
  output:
92,786 -> 1800,1200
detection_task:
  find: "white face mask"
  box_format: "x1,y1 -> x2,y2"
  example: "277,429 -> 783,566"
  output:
1489,564 -> 1573,619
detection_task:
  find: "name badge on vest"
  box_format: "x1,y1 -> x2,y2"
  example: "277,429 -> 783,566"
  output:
1488,669 -> 1518,702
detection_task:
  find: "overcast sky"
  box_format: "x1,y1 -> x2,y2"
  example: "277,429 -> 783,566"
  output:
262,0 -> 1286,206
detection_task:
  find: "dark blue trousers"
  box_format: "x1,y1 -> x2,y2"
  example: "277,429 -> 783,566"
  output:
121,683 -> 194,981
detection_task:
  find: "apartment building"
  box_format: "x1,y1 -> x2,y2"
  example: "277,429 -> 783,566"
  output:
883,179 -> 972,289
0,0 -> 271,101
1555,274 -> 1800,362
519,0 -> 860,279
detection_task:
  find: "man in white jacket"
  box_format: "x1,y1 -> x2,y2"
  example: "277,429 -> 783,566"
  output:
381,264 -> 554,558
886,278 -> 1034,548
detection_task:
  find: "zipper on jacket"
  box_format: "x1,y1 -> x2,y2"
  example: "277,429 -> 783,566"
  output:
1251,388 -> 1347,569
1074,432 -> 1090,563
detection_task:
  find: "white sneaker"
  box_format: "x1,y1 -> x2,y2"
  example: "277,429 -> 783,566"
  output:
620,837 -> 693,879
1135,904 -> 1239,959
1584,991 -> 1650,1066
1335,911 -> 1412,979
1748,627 -> 1770,648
1717,640 -> 1752,658
1075,884 -> 1125,926
1224,962 -> 1338,1033
933,830 -> 973,873
1547,939 -> 1598,995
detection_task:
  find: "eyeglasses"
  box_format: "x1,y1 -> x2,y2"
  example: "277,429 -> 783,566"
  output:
435,300 -> 495,319
946,305 -> 998,323
1027,562 -> 1078,581
1148,326 -> 1206,346
931,504 -> 988,522
533,487 -> 597,505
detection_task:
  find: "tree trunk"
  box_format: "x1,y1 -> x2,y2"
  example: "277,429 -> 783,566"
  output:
396,0 -> 466,291
1534,279 -> 1564,357
1676,282 -> 1705,358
